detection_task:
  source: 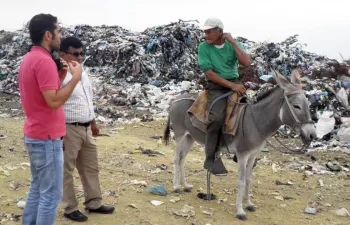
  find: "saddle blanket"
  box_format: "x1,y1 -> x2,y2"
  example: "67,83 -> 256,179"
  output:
187,90 -> 246,135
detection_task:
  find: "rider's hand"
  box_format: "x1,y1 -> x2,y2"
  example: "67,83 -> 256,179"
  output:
231,83 -> 246,96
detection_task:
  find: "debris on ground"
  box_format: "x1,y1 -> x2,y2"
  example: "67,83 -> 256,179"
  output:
129,180 -> 148,187
147,185 -> 168,196
275,180 -> 293,186
150,200 -> 164,206
0,213 -> 22,222
130,147 -> 165,156
16,200 -> 25,209
202,210 -> 213,216
332,208 -> 350,217
304,207 -> 318,215
168,205 -> 195,218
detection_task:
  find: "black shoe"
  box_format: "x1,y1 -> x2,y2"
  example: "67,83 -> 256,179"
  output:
86,205 -> 115,214
64,210 -> 88,222
204,157 -> 228,176
211,157 -> 228,175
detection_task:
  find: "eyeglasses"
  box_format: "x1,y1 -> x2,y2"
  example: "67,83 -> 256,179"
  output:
65,51 -> 84,57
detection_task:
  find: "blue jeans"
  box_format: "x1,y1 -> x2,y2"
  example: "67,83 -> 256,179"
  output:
22,136 -> 64,225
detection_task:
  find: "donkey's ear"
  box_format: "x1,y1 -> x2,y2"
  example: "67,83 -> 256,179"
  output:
271,69 -> 291,90
290,68 -> 302,85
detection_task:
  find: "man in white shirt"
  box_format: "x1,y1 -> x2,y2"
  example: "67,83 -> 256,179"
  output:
60,37 -> 115,222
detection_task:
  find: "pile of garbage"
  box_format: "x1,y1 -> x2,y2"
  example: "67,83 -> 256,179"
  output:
1,20 -> 349,95
2,20 -> 350,149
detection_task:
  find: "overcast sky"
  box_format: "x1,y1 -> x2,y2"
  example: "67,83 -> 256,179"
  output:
1,0 -> 349,60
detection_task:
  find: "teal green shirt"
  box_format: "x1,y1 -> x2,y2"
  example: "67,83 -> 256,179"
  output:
198,40 -> 246,80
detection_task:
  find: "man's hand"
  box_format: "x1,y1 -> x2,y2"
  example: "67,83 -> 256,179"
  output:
68,61 -> 82,81
223,33 -> 235,42
91,123 -> 100,137
231,83 -> 246,96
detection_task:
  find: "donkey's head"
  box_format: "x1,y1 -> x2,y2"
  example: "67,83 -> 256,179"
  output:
273,69 -> 317,144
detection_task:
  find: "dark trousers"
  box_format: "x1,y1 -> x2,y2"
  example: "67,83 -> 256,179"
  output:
204,82 -> 231,166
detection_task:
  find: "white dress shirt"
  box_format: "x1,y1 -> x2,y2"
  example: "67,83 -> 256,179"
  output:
61,70 -> 95,123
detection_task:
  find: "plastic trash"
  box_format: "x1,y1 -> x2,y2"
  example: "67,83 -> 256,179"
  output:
147,185 -> 168,196
315,111 -> 335,139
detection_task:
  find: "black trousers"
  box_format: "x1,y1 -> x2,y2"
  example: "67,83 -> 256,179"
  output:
204,81 -> 232,166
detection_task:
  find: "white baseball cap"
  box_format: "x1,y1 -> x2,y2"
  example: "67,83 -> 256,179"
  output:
202,17 -> 224,30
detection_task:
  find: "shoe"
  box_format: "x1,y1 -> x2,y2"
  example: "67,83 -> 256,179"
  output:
210,157 -> 228,175
204,157 -> 228,176
64,210 -> 88,222
86,205 -> 115,214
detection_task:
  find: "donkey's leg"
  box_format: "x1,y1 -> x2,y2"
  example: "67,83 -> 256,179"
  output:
179,135 -> 194,192
244,151 -> 259,212
173,136 -> 184,193
236,154 -> 248,220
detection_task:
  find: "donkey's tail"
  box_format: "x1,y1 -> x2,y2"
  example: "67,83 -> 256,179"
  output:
163,115 -> 171,145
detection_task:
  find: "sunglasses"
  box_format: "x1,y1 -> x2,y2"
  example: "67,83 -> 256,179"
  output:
65,51 -> 84,57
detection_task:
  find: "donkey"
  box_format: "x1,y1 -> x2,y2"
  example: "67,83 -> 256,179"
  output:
163,69 -> 316,220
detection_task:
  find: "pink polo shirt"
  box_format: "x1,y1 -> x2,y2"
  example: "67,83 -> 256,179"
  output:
18,46 -> 66,140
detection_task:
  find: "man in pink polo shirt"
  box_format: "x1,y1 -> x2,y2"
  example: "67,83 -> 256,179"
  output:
18,13 -> 82,225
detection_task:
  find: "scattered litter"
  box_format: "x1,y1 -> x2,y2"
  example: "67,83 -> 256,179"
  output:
17,200 -> 26,209
8,181 -> 22,191
0,134 -> 7,139
0,213 -> 22,222
150,168 -> 162,174
169,205 -> 195,218
170,197 -> 181,203
275,180 -> 293,186
0,166 -> 10,178
150,136 -> 162,140
20,163 -> 30,167
130,147 -> 164,157
262,148 -> 269,152
318,180 -> 325,187
274,196 -> 285,201
130,180 -> 148,187
150,200 -> 164,206
332,208 -> 350,217
128,204 -> 138,209
157,164 -> 168,170
147,185 -> 168,196
217,198 -> 228,204
74,185 -> 84,199
107,191 -> 117,197
202,210 -> 213,216
272,163 -> 279,173
326,162 -> 342,172
304,207 -> 318,215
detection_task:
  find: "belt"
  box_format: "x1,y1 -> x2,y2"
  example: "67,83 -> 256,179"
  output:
207,78 -> 238,83
67,121 -> 92,127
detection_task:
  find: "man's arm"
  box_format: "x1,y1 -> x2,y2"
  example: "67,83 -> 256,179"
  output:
42,78 -> 80,109
198,43 -> 246,95
224,33 -> 250,67
37,60 -> 82,110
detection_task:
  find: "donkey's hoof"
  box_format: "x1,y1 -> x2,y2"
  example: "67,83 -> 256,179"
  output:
246,205 -> 256,212
237,214 -> 247,221
174,188 -> 181,194
183,187 -> 192,193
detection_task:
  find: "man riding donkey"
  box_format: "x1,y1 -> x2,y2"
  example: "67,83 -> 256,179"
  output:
198,17 -> 251,175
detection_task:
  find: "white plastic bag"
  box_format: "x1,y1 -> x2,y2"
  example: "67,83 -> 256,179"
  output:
315,111 -> 335,139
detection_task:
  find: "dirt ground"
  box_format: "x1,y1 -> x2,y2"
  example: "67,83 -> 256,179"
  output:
0,118 -> 349,225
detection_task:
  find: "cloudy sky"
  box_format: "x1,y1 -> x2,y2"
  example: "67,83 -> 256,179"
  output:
1,0 -> 349,60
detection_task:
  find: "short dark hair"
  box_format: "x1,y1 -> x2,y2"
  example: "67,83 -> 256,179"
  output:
28,14 -> 58,45
60,37 -> 83,52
